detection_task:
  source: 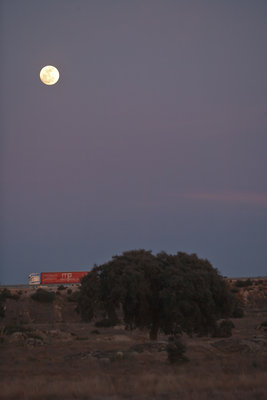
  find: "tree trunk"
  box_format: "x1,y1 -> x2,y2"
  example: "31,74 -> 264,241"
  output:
149,324 -> 159,341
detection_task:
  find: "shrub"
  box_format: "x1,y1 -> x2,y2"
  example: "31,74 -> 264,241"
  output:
57,285 -> 66,291
0,327 -> 7,343
213,319 -> 235,337
231,287 -> 239,293
95,318 -> 118,328
91,329 -> 100,334
0,304 -> 5,320
260,321 -> 267,328
235,279 -> 253,288
0,289 -> 12,300
230,295 -> 244,318
3,324 -> 25,335
110,351 -> 128,362
2,325 -> 43,341
167,336 -> 188,364
67,291 -> 80,302
254,280 -> 263,285
0,288 -> 19,301
231,305 -> 244,318
0,288 -> 20,320
31,289 -> 55,303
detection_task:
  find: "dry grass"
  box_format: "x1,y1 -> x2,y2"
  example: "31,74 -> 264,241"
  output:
1,282 -> 267,400
1,371 -> 267,400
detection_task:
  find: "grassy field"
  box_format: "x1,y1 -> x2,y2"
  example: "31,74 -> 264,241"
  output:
0,280 -> 267,400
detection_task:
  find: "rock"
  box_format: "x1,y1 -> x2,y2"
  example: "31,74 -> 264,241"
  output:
9,332 -> 26,343
113,325 -> 125,330
47,329 -> 75,341
26,337 -> 43,346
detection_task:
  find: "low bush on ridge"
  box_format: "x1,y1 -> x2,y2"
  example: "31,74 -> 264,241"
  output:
31,288 -> 55,303
235,279 -> 253,288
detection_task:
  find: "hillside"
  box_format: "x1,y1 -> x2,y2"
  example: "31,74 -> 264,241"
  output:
0,279 -> 267,400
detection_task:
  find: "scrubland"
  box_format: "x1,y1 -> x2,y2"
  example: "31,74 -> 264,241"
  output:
0,279 -> 267,400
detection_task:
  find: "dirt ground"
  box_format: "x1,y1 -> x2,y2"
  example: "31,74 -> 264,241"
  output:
0,280 -> 267,400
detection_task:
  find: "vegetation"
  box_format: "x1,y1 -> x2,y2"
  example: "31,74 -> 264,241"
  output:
78,250 -> 235,340
212,319 -> 235,338
0,324 -> 43,341
91,329 -> 100,334
235,279 -> 253,288
231,303 -> 244,318
167,336 -> 188,364
57,285 -> 66,291
0,303 -> 5,320
31,288 -> 55,303
0,289 -> 20,320
95,318 -> 118,327
0,288 -> 20,301
67,290 -> 80,302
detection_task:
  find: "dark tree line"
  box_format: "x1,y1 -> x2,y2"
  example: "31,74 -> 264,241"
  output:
78,250 -> 235,340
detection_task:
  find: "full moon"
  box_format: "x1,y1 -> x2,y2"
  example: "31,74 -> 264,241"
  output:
40,65 -> 60,85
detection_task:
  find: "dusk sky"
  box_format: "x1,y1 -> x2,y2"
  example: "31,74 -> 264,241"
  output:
1,0 -> 267,284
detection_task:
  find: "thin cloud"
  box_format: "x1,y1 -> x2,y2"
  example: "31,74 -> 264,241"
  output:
175,192 -> 267,206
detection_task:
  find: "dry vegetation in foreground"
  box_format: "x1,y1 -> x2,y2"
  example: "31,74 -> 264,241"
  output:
0,279 -> 267,400
1,371 -> 267,400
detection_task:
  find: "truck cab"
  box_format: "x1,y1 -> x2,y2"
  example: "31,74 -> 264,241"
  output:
29,273 -> 41,285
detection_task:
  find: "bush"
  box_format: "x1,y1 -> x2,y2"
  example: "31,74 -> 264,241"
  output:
0,304 -> 5,319
0,288 -> 19,301
231,305 -> 244,318
31,289 -> 55,303
231,287 -> 239,293
67,291 -> 80,302
2,325 -> 43,341
3,324 -> 25,335
0,289 -> 12,300
91,329 -> 100,334
167,336 -> 188,364
0,288 -> 20,320
235,279 -> 253,288
95,318 -> 118,328
230,295 -> 244,318
0,327 -> 7,343
213,319 -> 235,338
260,321 -> 267,328
254,280 -> 263,285
57,285 -> 66,291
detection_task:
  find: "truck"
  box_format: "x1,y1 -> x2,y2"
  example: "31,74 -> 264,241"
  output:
28,271 -> 89,285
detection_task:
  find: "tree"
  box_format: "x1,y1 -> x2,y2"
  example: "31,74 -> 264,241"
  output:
78,250 -> 234,340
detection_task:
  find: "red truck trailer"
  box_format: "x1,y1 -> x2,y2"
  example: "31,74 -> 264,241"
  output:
29,271 -> 89,285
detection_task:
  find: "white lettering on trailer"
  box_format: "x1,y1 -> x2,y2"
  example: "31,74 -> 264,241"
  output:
62,273 -> 72,280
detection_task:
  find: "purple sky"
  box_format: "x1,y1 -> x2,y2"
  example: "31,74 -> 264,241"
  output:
1,0 -> 267,284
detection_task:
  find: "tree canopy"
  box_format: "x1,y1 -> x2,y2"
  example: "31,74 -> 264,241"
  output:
78,250 -> 234,340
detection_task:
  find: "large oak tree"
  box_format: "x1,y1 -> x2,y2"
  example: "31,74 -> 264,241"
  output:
78,250 -> 234,340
